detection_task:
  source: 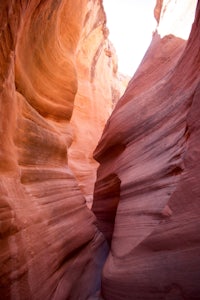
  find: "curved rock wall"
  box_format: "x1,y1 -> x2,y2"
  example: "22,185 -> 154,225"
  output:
93,0 -> 200,299
2,0 -> 199,299
68,0 -> 128,207
0,0 -> 124,299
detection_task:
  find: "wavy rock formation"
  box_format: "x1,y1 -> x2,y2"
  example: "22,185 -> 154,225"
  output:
93,0 -> 200,299
68,0 -> 128,208
0,0 -> 125,299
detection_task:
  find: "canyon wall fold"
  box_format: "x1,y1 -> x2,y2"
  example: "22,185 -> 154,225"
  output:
93,0 -> 200,299
0,0 -> 125,299
68,0 -> 128,207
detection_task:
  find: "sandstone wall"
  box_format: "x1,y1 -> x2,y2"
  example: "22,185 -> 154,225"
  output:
68,0 -> 128,207
93,0 -> 200,299
0,0 -> 125,298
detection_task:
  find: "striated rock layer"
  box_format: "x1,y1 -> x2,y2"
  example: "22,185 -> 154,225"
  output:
0,0 -> 125,299
93,0 -> 200,299
68,1 -> 128,207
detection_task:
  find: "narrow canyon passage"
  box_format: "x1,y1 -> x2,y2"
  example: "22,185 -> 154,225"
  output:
1,1 -> 200,300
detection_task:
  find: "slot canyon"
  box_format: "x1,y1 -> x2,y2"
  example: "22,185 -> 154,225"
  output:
0,0 -> 200,299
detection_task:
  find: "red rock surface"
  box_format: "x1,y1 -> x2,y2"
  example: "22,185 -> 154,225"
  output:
68,2 -> 128,207
0,0 -> 125,298
2,0 -> 200,299
93,0 -> 200,299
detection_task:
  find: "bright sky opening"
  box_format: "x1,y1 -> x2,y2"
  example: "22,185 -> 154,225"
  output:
103,0 -> 157,76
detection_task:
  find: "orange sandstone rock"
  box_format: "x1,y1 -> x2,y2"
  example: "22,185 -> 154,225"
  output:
68,1 -> 128,207
0,1 -> 117,299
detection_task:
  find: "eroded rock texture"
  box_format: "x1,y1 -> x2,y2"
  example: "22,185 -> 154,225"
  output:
68,1 -> 128,207
0,0 -> 125,299
93,0 -> 200,299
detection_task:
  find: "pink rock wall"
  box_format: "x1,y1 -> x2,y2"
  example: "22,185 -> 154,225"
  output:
93,0 -> 200,299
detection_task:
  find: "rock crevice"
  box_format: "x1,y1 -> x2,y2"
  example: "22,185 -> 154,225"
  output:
1,0 -> 200,299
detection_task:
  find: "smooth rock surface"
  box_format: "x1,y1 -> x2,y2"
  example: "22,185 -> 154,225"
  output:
93,0 -> 200,299
0,0 -> 124,298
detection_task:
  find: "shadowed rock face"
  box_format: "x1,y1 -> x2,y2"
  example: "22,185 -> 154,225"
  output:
93,0 -> 200,299
68,0 -> 128,208
0,0 -> 126,299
